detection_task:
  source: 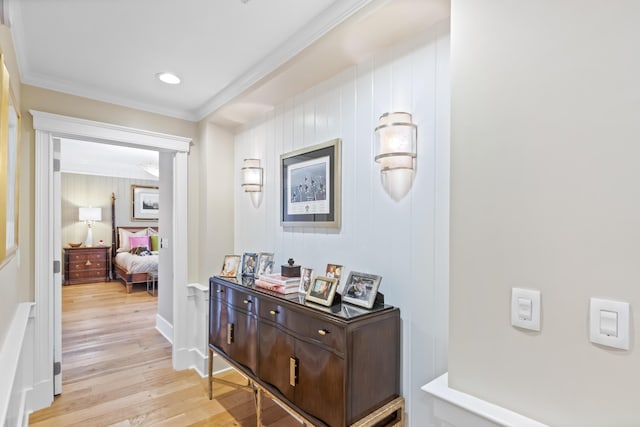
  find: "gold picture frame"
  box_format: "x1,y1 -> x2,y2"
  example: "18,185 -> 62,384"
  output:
0,54 -> 20,268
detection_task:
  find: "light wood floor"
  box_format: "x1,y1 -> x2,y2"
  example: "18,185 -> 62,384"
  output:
29,281 -> 300,427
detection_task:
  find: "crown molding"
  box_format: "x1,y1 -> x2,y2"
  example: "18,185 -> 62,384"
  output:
194,0 -> 381,120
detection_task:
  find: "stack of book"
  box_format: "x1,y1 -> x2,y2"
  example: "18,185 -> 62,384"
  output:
255,273 -> 300,294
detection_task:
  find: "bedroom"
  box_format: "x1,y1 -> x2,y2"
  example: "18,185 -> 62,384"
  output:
60,139 -> 161,293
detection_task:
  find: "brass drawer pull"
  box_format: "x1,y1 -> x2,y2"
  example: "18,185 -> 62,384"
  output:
269,310 -> 279,316
243,299 -> 252,304
216,289 -> 224,293
318,329 -> 329,336
289,357 -> 298,387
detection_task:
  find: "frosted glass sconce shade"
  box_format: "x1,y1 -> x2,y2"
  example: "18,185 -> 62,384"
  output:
242,158 -> 263,192
242,158 -> 263,208
374,112 -> 417,201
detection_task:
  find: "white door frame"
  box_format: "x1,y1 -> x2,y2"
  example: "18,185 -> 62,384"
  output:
30,110 -> 192,411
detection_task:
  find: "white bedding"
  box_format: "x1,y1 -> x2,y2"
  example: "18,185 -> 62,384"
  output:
115,252 -> 159,274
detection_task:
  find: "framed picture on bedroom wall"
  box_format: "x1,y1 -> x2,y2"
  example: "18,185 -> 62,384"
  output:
132,185 -> 159,221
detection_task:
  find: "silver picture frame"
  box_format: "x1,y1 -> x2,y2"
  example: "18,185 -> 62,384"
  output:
342,271 -> 382,309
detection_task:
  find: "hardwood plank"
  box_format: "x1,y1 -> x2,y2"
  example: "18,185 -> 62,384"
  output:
29,281 -> 299,427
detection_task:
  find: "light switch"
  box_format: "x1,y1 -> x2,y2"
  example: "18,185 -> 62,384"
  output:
517,298 -> 532,321
511,288 -> 541,331
590,298 -> 629,350
600,310 -> 618,337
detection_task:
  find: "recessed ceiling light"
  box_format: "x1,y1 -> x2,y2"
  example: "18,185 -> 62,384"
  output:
156,72 -> 181,85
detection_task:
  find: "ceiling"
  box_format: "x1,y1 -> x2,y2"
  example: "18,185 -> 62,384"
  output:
60,138 -> 159,181
8,0 -> 450,125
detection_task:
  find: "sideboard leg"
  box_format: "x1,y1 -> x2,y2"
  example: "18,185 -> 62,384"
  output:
255,386 -> 263,427
208,348 -> 214,400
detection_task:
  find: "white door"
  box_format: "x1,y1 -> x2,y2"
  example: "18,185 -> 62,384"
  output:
53,138 -> 62,395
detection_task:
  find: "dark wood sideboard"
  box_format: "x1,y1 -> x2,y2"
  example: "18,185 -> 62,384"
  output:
63,246 -> 110,285
208,275 -> 401,427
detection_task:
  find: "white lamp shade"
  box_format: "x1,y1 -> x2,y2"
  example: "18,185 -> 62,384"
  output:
79,207 -> 102,222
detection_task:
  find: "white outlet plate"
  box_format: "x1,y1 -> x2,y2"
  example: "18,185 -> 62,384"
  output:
511,288 -> 541,331
590,298 -> 629,350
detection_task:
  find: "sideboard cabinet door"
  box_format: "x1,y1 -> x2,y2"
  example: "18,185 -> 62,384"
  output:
295,339 -> 345,427
209,292 -> 257,373
257,321 -> 295,402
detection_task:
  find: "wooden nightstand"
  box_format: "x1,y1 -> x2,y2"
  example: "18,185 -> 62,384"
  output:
63,246 -> 110,285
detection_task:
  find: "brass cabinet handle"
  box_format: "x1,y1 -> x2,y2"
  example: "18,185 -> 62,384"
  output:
85,260 -> 92,266
216,289 -> 224,293
269,310 -> 279,316
227,323 -> 234,345
318,329 -> 329,336
289,357 -> 297,387
243,299 -> 251,304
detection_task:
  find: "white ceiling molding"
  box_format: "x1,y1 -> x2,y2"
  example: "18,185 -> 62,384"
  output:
195,0 -> 378,120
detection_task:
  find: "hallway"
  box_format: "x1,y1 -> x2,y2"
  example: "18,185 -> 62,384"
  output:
29,281 -> 297,426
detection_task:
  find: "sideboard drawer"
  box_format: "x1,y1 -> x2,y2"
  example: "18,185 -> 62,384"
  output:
212,282 -> 257,314
259,299 -> 345,354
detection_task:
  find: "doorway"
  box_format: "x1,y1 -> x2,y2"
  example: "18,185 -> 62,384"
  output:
31,110 -> 191,409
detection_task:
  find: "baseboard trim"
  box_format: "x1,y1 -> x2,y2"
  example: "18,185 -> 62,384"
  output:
155,313 -> 173,344
0,303 -> 35,426
422,373 -> 548,427
26,380 -> 53,418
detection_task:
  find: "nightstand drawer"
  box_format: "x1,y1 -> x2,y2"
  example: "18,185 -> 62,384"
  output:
68,251 -> 107,262
67,270 -> 108,281
68,260 -> 107,271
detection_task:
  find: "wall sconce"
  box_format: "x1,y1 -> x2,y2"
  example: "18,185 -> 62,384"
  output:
78,207 -> 102,247
374,112 -> 417,201
242,158 -> 263,208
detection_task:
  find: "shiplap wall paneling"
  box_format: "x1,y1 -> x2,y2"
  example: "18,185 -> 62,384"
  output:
234,22 -> 450,426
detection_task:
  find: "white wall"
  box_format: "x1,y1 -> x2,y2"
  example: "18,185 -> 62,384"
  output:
449,1 -> 640,425
234,21 -> 450,426
158,152 -> 174,323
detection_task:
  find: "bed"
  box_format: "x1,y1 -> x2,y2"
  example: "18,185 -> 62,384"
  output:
110,193 -> 159,293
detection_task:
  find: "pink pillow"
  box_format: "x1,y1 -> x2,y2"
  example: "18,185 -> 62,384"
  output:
129,236 -> 150,250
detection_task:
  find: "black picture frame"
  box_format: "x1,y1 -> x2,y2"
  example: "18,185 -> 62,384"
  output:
280,138 -> 341,228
